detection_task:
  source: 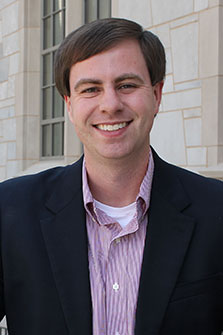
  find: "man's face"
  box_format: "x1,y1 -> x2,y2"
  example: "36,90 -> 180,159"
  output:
65,39 -> 163,163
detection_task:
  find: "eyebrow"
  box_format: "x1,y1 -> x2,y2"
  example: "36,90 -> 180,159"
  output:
74,73 -> 145,91
114,73 -> 145,84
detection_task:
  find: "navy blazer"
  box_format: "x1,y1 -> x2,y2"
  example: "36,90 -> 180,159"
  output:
0,151 -> 223,335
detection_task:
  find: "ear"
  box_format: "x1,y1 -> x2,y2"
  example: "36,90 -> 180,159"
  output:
153,81 -> 164,116
64,95 -> 74,123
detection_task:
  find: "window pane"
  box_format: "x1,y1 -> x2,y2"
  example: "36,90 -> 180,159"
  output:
53,11 -> 63,45
54,0 -> 64,11
43,87 -> 52,119
53,87 -> 64,118
85,0 -> 97,23
43,17 -> 51,49
53,122 -> 64,156
42,124 -> 51,156
43,54 -> 51,86
44,0 -> 51,16
99,0 -> 110,18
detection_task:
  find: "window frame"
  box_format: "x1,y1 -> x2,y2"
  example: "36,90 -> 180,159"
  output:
84,0 -> 111,23
40,0 -> 66,159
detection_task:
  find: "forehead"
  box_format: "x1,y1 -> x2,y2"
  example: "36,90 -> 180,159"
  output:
69,39 -> 150,82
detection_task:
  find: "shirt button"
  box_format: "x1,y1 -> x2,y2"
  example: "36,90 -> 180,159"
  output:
113,282 -> 119,291
115,238 -> 121,244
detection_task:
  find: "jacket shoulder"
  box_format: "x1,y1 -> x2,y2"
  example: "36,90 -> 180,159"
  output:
0,157 -> 83,206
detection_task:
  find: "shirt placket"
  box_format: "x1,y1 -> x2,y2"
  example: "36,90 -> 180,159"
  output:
106,229 -> 128,335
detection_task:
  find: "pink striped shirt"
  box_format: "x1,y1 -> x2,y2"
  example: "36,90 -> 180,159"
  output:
82,150 -> 154,335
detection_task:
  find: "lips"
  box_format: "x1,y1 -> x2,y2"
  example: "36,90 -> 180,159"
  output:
94,122 -> 130,131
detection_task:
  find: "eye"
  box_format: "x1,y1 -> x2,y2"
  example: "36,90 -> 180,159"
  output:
118,83 -> 138,92
81,87 -> 100,94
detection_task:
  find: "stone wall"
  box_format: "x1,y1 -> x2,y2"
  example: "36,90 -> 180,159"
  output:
0,0 -> 41,182
0,0 -> 19,180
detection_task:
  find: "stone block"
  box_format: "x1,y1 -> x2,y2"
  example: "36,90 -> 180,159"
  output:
0,97 -> 15,109
26,116 -> 40,160
199,7 -> 219,78
15,115 -> 40,161
219,7 -> 223,76
15,73 -> 24,116
28,29 -> 40,71
170,14 -> 198,28
208,0 -> 219,7
184,118 -> 202,146
0,0 -> 15,10
0,20 -> 2,43
150,110 -> 187,166
15,72 -> 40,117
19,29 -> 40,72
202,77 -> 218,146
20,0 -> 41,28
0,142 -> 7,165
171,23 -> 198,82
165,48 -> 172,75
3,32 -> 19,56
162,89 -> 201,111
151,0 -> 193,25
218,77 -> 223,145
151,24 -> 170,48
183,108 -> 201,118
9,53 -> 19,75
6,160 -> 22,178
163,75 -> 174,93
8,75 -> 15,98
194,0 -> 209,11
3,117 -> 16,141
207,146 -> 218,166
0,82 -> 8,100
0,43 -> 3,58
0,120 -> 2,138
7,141 -> 16,159
0,106 -> 14,119
175,80 -> 201,91
2,2 -> 19,36
118,0 -> 152,27
187,147 -> 207,166
0,57 -> 8,82
0,167 -> 6,182
26,73 -> 40,116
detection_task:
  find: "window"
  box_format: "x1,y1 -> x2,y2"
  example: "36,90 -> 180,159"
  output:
85,0 -> 111,23
41,0 -> 66,157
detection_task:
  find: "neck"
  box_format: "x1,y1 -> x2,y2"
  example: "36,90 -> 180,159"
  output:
84,148 -> 150,207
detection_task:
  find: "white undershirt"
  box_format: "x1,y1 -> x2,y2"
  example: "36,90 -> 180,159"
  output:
94,199 -> 136,228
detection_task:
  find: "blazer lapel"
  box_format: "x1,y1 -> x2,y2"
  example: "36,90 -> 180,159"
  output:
40,158 -> 92,334
135,151 -> 196,334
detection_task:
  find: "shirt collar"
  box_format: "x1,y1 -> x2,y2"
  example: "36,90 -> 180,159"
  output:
82,148 -> 154,218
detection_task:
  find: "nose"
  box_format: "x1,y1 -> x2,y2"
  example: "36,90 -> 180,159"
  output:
99,87 -> 123,114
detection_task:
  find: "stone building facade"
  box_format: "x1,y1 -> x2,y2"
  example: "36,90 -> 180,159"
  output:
0,0 -> 223,330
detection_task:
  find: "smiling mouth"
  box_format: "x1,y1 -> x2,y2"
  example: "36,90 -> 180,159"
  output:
95,122 -> 131,131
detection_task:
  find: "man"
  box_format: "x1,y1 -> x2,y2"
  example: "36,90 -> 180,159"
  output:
0,18 -> 222,335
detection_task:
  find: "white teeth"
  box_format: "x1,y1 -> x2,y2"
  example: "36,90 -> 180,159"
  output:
96,122 -> 128,131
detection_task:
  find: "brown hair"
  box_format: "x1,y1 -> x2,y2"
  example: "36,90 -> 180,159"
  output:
54,18 -> 166,97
